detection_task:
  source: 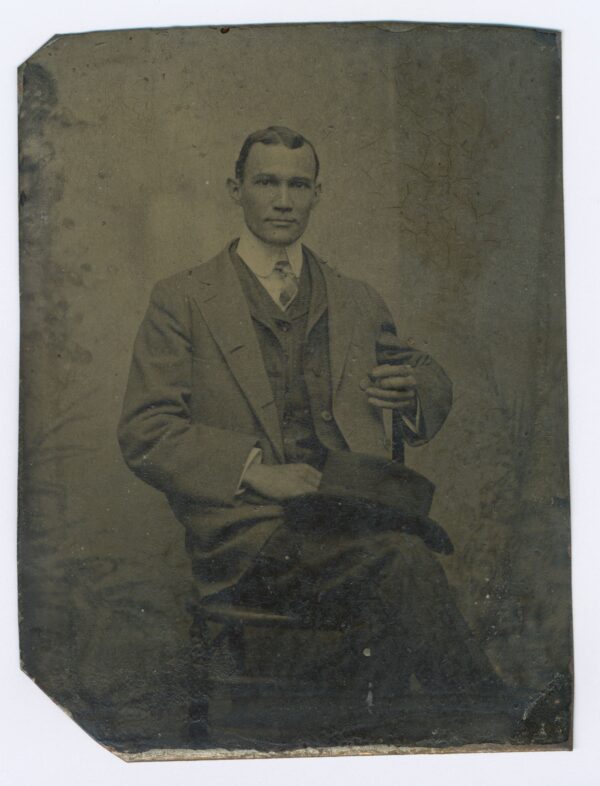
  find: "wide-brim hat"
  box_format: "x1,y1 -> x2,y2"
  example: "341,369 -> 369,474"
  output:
283,450 -> 453,555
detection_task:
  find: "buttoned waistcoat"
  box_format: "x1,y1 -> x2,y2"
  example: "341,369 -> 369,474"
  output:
229,243 -> 348,467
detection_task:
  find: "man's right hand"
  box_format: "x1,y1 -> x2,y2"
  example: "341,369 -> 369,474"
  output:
242,462 -> 322,501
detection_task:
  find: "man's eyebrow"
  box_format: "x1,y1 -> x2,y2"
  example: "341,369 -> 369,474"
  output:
251,173 -> 313,183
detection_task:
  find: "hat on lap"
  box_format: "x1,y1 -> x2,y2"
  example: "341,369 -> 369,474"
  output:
283,450 -> 454,555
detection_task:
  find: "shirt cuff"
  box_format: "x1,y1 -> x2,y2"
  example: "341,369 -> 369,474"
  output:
235,447 -> 263,495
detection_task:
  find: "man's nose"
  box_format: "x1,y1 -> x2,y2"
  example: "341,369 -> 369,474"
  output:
273,183 -> 293,211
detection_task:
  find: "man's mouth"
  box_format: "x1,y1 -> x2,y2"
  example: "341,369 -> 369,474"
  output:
267,218 -> 296,225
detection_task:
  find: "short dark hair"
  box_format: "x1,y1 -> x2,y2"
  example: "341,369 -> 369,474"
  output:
235,126 -> 320,182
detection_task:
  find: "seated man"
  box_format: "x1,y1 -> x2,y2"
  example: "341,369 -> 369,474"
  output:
118,126 -> 502,746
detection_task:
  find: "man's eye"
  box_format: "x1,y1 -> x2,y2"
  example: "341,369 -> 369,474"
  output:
290,181 -> 310,189
256,178 -> 275,186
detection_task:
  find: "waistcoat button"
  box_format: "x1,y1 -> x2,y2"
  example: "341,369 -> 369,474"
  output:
320,410 -> 333,422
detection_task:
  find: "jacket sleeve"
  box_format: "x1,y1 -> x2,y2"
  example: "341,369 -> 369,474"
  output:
362,282 -> 453,447
117,279 -> 259,506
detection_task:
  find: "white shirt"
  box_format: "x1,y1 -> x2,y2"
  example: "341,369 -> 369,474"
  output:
236,228 -> 303,308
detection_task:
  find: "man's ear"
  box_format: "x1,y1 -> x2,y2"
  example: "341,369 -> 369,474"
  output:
227,177 -> 242,205
312,182 -> 322,207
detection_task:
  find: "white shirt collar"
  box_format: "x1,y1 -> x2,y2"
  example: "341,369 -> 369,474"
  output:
236,227 -> 304,279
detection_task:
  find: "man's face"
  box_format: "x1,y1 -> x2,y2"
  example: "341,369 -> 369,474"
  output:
228,142 -> 321,246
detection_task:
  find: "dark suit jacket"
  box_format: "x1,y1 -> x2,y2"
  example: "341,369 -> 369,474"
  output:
118,242 -> 452,599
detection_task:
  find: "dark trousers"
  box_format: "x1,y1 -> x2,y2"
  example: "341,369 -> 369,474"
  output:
189,522 -> 504,746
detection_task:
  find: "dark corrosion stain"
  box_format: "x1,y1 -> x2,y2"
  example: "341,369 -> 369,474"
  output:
19,61 -> 58,137
19,57 -> 94,366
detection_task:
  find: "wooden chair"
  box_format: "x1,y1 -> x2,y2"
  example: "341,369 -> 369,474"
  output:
188,601 -> 379,749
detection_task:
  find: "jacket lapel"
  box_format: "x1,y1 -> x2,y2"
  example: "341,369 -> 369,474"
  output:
306,248 -> 358,399
191,245 -> 284,461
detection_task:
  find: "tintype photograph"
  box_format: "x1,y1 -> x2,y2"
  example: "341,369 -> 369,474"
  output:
18,22 -> 572,759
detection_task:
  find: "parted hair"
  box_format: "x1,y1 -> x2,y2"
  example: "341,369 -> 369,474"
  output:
235,126 -> 320,182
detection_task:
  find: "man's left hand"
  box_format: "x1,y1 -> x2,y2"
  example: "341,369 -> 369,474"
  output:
365,364 -> 418,416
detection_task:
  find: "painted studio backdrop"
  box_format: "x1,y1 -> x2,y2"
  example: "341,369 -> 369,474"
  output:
18,23 -> 571,753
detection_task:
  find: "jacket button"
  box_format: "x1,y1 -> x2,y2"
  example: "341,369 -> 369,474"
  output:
359,377 -> 370,391
320,410 -> 333,422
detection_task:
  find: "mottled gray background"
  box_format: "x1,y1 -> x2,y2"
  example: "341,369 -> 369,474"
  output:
18,23 -> 570,748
